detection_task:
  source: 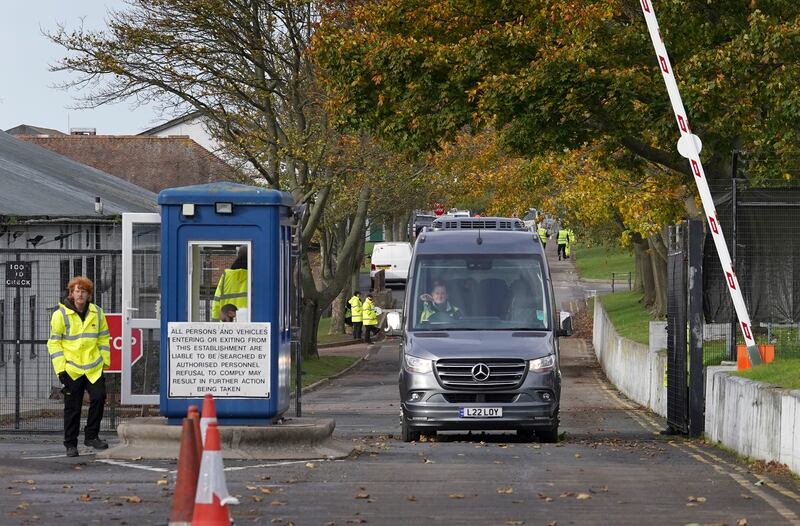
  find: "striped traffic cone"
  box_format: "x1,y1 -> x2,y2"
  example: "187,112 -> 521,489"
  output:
168,417 -> 201,526
200,394 -> 217,445
191,422 -> 239,525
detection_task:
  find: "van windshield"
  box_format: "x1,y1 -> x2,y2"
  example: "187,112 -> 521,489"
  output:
410,255 -> 551,331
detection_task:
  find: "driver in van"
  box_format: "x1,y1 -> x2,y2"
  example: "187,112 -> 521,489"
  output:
420,281 -> 462,322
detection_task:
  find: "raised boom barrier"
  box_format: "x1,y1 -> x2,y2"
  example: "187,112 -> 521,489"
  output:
639,0 -> 761,365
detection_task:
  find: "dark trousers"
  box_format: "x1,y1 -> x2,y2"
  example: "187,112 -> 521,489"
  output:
352,321 -> 362,340
63,374 -> 106,448
363,325 -> 376,343
557,243 -> 567,260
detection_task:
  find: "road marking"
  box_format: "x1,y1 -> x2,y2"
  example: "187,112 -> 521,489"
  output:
23,451 -> 96,460
581,339 -> 800,523
96,457 -> 330,474
97,459 -> 170,473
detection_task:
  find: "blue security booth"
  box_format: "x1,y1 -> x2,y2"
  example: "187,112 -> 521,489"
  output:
157,182 -> 295,424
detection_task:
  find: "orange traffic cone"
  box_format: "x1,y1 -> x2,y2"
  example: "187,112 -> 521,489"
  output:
168,418 -> 202,526
192,422 -> 238,525
187,405 -> 203,458
200,394 -> 217,445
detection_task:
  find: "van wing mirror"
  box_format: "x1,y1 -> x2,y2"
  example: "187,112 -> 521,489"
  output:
385,310 -> 403,334
557,311 -> 573,337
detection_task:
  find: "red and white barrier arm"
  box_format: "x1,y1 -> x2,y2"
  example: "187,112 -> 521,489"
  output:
639,0 -> 761,365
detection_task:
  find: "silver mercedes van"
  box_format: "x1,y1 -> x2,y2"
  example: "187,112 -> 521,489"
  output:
397,216 -> 571,442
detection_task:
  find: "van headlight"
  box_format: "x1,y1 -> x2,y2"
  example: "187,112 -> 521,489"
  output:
404,354 -> 432,374
529,354 -> 555,372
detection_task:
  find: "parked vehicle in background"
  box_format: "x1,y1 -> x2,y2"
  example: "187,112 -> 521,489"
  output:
412,213 -> 436,239
370,242 -> 413,285
396,216 -> 572,443
447,209 -> 471,218
522,208 -> 539,230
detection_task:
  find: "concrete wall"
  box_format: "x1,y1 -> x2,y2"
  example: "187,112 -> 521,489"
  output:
592,301 -> 667,416
706,367 -> 800,474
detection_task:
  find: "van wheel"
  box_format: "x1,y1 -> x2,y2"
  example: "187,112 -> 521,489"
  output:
537,412 -> 560,443
537,424 -> 559,443
400,412 -> 421,442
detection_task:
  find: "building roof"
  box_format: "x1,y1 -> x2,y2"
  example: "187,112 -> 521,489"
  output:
0,131 -> 157,217
138,111 -> 203,136
5,124 -> 66,136
16,134 -> 240,194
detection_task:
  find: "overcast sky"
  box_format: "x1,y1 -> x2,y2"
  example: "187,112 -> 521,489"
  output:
0,1 -> 161,135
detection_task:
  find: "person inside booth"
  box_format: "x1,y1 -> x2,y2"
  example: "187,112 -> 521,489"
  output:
211,245 -> 248,321
220,303 -> 238,322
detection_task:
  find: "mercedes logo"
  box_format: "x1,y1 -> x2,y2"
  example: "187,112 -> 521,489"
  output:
471,363 -> 490,382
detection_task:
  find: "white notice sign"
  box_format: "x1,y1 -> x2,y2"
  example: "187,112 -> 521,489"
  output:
168,322 -> 271,398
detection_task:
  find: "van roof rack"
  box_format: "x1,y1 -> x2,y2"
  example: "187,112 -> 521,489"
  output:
431,216 -> 528,231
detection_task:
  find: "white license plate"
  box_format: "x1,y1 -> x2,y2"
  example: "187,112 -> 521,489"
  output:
460,407 -> 503,418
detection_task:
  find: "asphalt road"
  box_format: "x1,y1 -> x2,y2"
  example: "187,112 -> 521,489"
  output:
3,255 -> 800,525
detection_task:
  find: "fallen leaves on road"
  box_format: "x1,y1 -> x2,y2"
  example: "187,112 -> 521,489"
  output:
574,453 -> 582,459
576,493 -> 592,500
537,492 -> 553,502
354,492 -> 370,499
78,494 -> 92,502
121,496 -> 142,503
260,487 -> 273,494
686,495 -> 707,506
270,500 -> 286,507
305,462 -> 316,469
497,487 -> 514,494
407,495 -> 417,501
505,520 -> 524,525
16,502 -> 29,510
736,519 -> 748,526
559,491 -> 574,498
156,479 -> 168,486
448,493 -> 465,499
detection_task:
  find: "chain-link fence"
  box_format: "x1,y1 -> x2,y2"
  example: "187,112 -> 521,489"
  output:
704,173 -> 800,366
0,222 -> 157,433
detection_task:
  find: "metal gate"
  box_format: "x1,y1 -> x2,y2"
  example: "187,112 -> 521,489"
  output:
0,247 -> 151,433
666,224 -> 689,434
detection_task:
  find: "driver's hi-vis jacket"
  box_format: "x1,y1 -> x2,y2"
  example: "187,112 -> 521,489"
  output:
47,303 -> 110,384
420,301 -> 460,322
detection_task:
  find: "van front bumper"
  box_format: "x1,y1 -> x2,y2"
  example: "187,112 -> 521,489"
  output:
400,369 -> 560,432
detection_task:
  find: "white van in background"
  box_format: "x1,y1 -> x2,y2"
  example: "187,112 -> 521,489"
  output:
370,242 -> 412,285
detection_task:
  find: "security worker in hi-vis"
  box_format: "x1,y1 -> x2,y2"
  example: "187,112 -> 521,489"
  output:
47,276 -> 111,457
212,245 -> 248,321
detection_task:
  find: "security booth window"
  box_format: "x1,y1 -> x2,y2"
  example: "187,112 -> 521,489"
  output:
411,254 -> 551,331
187,242 -> 251,322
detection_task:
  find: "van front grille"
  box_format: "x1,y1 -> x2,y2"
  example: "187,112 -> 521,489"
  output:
435,358 -> 527,390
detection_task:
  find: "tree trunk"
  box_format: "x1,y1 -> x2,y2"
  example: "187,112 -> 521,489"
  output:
300,297 -> 321,360
632,233 -> 653,304
329,286 -> 349,335
647,231 -> 669,318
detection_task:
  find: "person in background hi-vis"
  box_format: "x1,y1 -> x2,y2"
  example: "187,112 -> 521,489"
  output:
47,276 -> 111,457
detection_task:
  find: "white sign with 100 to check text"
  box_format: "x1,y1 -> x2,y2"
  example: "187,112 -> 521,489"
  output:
168,322 -> 271,398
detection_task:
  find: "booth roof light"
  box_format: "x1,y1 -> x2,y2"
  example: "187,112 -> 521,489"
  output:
215,202 -> 233,214
182,203 -> 196,217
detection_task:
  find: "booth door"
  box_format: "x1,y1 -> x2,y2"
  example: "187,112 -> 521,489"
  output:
121,213 -> 161,405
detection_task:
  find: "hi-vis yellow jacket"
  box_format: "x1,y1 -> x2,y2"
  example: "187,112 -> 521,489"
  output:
211,268 -> 248,320
47,303 -> 110,384
362,298 -> 378,326
348,295 -> 363,323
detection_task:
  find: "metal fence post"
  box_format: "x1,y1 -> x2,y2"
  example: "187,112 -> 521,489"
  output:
688,220 -> 705,438
729,152 -> 739,361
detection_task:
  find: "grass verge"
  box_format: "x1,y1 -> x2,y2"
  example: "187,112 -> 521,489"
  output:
573,244 -> 635,281
293,355 -> 359,389
597,291 -> 652,345
734,358 -> 800,389
317,316 -> 353,346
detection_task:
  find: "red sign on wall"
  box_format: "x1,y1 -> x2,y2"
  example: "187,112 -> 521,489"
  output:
104,313 -> 142,373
